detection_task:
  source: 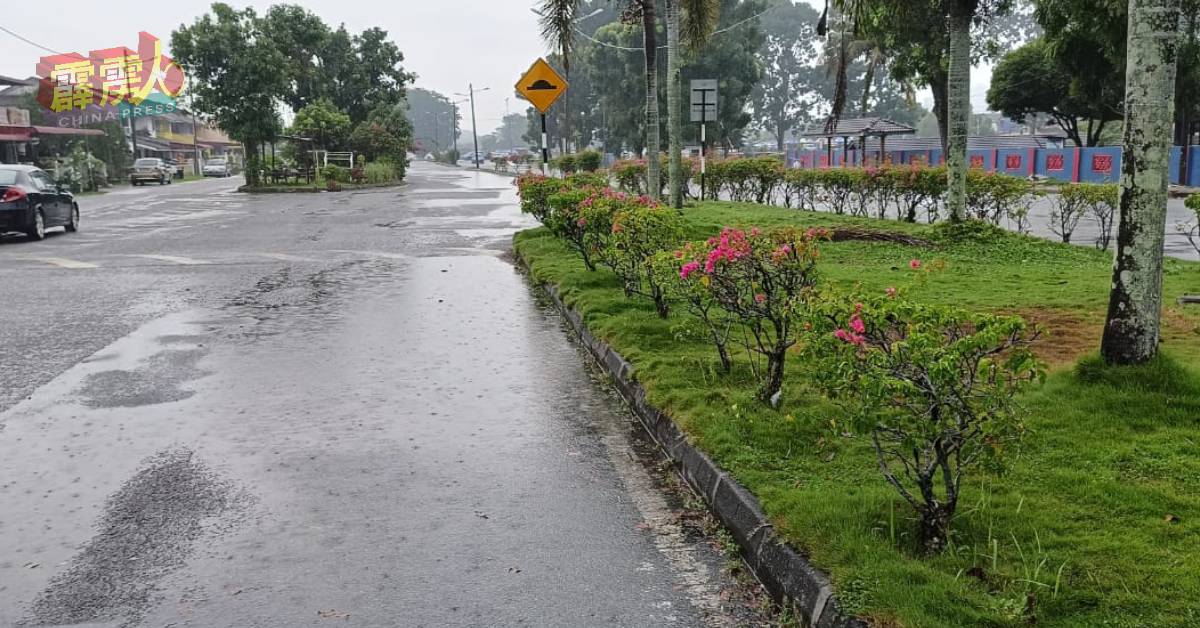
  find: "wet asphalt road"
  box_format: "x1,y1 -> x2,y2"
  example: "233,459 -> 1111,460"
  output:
0,165 -> 750,627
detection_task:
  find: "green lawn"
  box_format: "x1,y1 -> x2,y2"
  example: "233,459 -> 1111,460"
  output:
514,200 -> 1200,628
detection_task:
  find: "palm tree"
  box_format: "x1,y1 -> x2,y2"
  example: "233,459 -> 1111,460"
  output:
536,0 -> 577,152
1100,0 -> 1184,364
623,1 -> 663,200
830,0 -> 999,222
666,0 -> 720,208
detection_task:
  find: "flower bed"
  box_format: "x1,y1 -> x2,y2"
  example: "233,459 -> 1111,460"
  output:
514,176 -> 1200,627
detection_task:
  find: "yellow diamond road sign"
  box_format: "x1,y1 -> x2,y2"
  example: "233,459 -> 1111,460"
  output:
516,58 -> 568,114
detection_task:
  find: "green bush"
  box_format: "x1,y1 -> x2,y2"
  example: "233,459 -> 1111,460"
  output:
805,286 -> 1042,554
820,168 -> 861,215
888,166 -> 947,223
516,173 -> 567,222
553,154 -> 578,175
319,164 -> 350,183
577,150 -> 602,172
363,162 -> 398,184
599,201 -> 684,318
543,186 -> 618,271
612,159 -> 649,194
965,171 -> 1034,228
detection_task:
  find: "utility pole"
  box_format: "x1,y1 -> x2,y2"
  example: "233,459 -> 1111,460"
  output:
190,90 -> 201,176
456,86 -> 490,169
469,84 -> 480,169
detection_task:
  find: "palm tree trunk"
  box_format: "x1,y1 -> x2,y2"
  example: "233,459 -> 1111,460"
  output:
860,54 -> 877,116
929,71 -> 949,152
945,4 -> 971,223
642,0 -> 662,201
1100,0 -> 1183,365
666,0 -> 683,208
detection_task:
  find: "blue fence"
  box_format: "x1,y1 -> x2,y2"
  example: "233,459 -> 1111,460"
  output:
785,145 -> 1200,186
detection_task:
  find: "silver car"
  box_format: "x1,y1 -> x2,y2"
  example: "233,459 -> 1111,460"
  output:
202,159 -> 232,177
130,158 -> 171,186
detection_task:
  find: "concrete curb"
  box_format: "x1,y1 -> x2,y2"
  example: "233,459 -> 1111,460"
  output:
521,265 -> 866,628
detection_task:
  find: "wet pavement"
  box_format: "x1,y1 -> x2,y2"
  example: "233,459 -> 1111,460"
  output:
0,165 -> 758,627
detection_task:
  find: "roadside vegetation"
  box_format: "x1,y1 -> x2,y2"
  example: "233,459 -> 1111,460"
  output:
514,171 -> 1200,627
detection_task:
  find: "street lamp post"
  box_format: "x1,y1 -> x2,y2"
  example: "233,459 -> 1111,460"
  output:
456,85 -> 491,169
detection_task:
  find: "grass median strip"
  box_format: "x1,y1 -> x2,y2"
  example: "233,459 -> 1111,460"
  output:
515,199 -> 1200,627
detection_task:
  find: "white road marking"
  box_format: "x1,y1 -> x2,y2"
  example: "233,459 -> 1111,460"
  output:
130,254 -> 209,265
256,252 -> 319,262
23,257 -> 98,269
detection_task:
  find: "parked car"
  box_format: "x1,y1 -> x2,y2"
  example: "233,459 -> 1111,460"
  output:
0,165 -> 80,241
202,158 -> 232,177
130,158 -> 172,186
164,159 -> 185,179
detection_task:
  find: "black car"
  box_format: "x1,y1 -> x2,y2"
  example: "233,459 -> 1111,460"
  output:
0,165 -> 80,241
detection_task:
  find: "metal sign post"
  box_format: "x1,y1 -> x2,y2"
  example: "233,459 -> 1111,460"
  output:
516,58 -> 569,177
690,80 -> 718,201
541,113 -> 550,175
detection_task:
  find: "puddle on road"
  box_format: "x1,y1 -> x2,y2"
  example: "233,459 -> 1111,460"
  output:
77,349 -> 207,409
25,447 -> 251,628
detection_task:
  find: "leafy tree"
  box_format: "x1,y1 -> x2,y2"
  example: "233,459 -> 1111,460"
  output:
350,103 -> 412,170
1101,0 -> 1185,365
171,3 -> 287,185
677,0 -> 766,153
835,0 -> 1026,222
291,98 -> 351,150
1036,0 -> 1200,150
320,25 -> 414,124
987,38 -> 1121,146
579,23 -> 651,154
406,88 -> 460,154
494,113 -> 528,152
259,4 -> 330,113
753,0 -> 821,150
665,0 -> 721,207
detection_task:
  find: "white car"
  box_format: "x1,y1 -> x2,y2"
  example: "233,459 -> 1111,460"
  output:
203,159 -> 232,177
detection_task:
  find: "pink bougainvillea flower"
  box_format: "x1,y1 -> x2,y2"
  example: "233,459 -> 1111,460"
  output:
754,293 -> 767,304
849,314 -> 866,334
909,259 -> 922,270
833,328 -> 866,347
674,249 -> 685,259
886,286 -> 897,298
576,218 -> 587,227
679,261 -> 701,280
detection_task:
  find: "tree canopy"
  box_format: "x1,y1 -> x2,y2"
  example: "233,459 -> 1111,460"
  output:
986,38 -> 1121,146
172,1 -> 415,153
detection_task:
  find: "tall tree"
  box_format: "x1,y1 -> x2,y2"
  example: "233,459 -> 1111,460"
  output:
580,23 -> 650,154
536,0 -> 577,150
291,98 -> 352,150
259,5 -> 330,113
666,0 -> 720,207
406,88 -> 460,154
1101,0 -> 1184,365
987,38 -> 1123,146
835,0 -> 1023,222
171,3 -> 287,185
629,0 -> 663,200
753,0 -> 821,150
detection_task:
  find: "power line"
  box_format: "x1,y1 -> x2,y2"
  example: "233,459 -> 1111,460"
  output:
0,25 -> 62,55
576,5 -> 777,52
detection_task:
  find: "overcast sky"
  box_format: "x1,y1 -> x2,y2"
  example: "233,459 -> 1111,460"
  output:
0,0 -> 991,136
